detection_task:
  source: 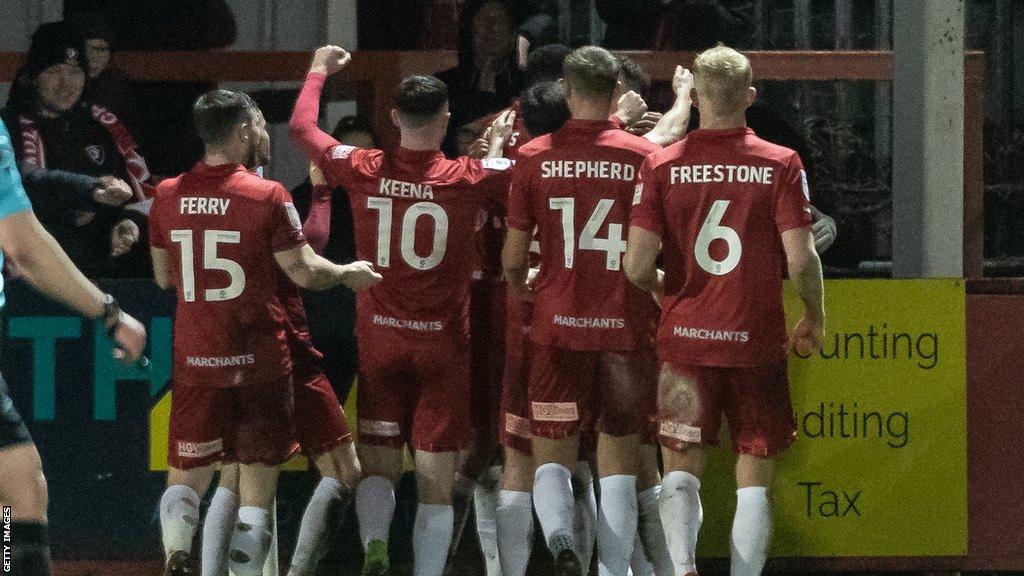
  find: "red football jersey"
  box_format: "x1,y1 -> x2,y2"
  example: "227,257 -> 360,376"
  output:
149,162 -> 307,386
631,127 -> 813,367
506,119 -> 661,351
313,145 -> 510,348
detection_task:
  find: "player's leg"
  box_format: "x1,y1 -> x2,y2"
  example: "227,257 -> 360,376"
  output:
353,348 -> 410,576
496,336 -> 536,576
657,362 -> 722,576
0,439 -> 51,576
289,372 -> 360,576
473,464 -> 503,576
635,421 -> 673,576
724,362 -> 796,576
530,345 -> 594,576
593,349 -> 660,576
410,344 -> 474,576
228,380 -> 299,576
162,382 -> 226,573
201,464 -> 240,576
573,440 -> 597,572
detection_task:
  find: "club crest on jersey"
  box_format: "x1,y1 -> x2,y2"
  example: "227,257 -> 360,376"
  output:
86,145 -> 105,165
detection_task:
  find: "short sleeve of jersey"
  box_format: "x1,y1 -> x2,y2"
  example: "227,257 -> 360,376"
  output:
269,185 -> 308,253
466,156 -> 514,206
318,144 -> 376,190
775,153 -> 813,234
0,121 -> 33,222
505,158 -> 534,232
148,184 -> 172,249
629,158 -> 665,237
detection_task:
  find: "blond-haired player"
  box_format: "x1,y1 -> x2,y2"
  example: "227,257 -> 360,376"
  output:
625,44 -> 825,576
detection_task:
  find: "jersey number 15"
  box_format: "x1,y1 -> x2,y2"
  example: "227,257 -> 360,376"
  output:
170,229 -> 246,302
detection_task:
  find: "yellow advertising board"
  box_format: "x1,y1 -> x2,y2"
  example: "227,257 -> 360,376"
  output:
697,279 -> 967,557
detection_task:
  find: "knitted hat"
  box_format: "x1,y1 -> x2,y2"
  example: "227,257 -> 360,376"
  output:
23,21 -> 87,78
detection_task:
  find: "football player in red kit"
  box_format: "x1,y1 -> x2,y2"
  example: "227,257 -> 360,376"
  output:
289,46 -> 515,576
625,45 -> 825,576
502,46 -> 663,576
150,89 -> 381,576
199,273 -> 364,576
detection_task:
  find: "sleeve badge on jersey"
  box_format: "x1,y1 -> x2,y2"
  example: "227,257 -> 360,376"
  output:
283,202 -> 302,231
481,157 -> 512,171
800,170 -> 811,201
632,183 -> 644,206
331,145 -> 357,160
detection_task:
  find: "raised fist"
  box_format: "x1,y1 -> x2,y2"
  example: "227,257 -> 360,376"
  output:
310,45 -> 351,76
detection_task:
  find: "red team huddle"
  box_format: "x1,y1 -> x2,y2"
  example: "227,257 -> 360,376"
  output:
150,41 -> 825,576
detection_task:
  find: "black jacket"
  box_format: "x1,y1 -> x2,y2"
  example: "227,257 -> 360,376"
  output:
1,101 -> 150,278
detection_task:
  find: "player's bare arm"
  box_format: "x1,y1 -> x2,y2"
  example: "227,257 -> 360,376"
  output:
502,227 -> 533,298
0,210 -> 147,363
274,243 -> 382,291
624,225 -> 663,293
643,66 -> 695,147
151,246 -> 172,289
782,227 -> 825,352
485,109 -> 517,159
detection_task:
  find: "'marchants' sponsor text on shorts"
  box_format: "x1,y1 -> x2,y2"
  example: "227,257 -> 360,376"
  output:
672,326 -> 751,343
552,315 -> 626,329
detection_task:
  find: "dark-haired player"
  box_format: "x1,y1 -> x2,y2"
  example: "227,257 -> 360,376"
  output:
503,46 -> 663,576
289,46 -> 515,576
150,89 -> 381,576
625,45 -> 825,576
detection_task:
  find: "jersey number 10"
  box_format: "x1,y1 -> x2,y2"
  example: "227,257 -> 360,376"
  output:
367,197 -> 449,271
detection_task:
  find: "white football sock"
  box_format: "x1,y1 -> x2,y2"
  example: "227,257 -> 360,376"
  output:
201,486 -> 238,576
730,487 -> 772,576
474,471 -> 502,576
229,506 -> 272,576
356,476 -> 396,548
159,485 -> 200,558
630,536 -> 655,576
636,485 -> 674,576
574,461 -> 597,568
496,490 -> 533,576
597,475 -> 638,576
290,477 -> 344,576
412,503 -> 454,576
533,462 -> 576,554
659,471 -> 703,575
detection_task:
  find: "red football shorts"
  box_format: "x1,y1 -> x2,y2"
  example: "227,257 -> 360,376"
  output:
357,341 -> 471,452
657,360 -> 797,458
294,371 -> 352,456
528,345 -> 657,440
167,379 -> 299,470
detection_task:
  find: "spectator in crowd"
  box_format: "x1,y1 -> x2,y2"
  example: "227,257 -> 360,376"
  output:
290,116 -> 369,405
597,0 -> 755,50
2,22 -> 155,279
511,0 -> 561,63
437,0 -> 524,157
71,11 -> 138,130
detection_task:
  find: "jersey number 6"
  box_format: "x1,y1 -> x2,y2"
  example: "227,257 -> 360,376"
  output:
695,200 -> 742,276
